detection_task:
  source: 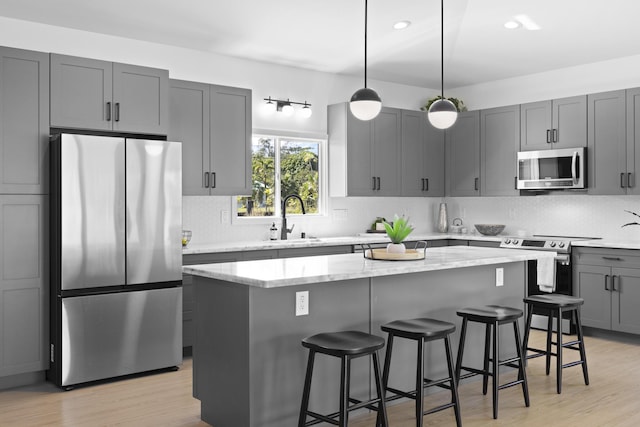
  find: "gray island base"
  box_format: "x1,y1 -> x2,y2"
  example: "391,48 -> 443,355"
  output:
185,246 -> 555,427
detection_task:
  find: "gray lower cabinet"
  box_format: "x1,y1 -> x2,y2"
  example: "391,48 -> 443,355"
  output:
446,111 -> 480,196
480,105 -> 520,196
0,47 -> 49,194
401,110 -> 445,196
50,54 -> 169,135
169,79 -> 252,196
0,195 -> 48,378
329,103 -> 401,196
520,96 -> 587,151
574,248 -> 640,334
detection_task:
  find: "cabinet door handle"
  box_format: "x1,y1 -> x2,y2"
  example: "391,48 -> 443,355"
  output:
612,275 -> 618,292
115,102 -> 120,122
376,177 -> 381,190
106,102 -> 111,121
211,172 -> 216,189
552,128 -> 558,143
425,178 -> 429,191
621,172 -> 627,188
605,274 -> 610,291
204,172 -> 210,188
372,177 -> 376,191
629,172 -> 634,188
474,177 -> 479,191
546,129 -> 551,143
421,178 -> 425,191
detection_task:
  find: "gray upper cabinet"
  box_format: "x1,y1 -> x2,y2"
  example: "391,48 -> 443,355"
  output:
520,96 -> 587,151
401,110 -> 445,196
625,87 -> 640,195
446,111 -> 480,197
169,79 -> 252,196
0,195 -> 48,377
169,80 -> 210,195
587,90 -> 627,195
50,54 -> 169,135
329,103 -> 401,197
480,105 -> 520,196
0,47 -> 49,194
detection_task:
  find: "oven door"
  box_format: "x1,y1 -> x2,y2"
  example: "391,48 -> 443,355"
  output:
526,254 -> 574,333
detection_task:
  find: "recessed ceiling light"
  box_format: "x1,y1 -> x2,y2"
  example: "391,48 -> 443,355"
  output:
514,14 -> 541,31
504,20 -> 520,30
393,20 -> 411,30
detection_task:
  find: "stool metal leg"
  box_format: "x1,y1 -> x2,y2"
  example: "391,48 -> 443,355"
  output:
298,350 -> 315,427
416,338 -> 425,427
492,321 -> 499,420
522,303 -> 534,363
556,307 -> 563,394
575,307 -> 590,386
482,324 -> 491,395
545,310 -> 553,375
372,351 -> 389,427
444,335 -> 463,427
339,355 -> 351,427
455,318 -> 468,385
377,334 -> 394,427
513,320 -> 530,407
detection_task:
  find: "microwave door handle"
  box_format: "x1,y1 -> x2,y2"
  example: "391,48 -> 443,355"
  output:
571,151 -> 578,184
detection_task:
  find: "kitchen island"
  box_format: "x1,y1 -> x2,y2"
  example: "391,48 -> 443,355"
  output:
184,246 -> 555,427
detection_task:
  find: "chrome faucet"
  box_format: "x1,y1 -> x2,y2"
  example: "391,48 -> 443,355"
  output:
281,194 -> 306,240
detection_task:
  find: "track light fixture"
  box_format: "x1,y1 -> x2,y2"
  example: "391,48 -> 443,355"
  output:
263,97 -> 313,118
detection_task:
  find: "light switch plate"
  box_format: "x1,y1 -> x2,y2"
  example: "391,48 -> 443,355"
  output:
496,268 -> 504,287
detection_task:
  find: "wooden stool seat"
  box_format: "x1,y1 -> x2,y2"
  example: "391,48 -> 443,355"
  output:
299,330 -> 388,426
522,294 -> 589,394
381,318 -> 456,340
455,305 -> 530,420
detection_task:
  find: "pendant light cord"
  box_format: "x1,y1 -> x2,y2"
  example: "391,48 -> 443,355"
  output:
364,0 -> 369,89
440,0 -> 444,98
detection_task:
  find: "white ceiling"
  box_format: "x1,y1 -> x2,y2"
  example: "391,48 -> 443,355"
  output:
1,0 -> 639,89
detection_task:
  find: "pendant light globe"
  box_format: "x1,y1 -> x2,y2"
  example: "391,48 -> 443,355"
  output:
428,98 -> 458,129
350,87 -> 382,121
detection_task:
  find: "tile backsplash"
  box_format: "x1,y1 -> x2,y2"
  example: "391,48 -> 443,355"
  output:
182,194 -> 640,245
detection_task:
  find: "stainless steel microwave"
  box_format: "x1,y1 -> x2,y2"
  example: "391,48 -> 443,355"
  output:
517,147 -> 586,190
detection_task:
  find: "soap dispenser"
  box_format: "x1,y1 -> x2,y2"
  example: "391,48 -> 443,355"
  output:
269,222 -> 278,240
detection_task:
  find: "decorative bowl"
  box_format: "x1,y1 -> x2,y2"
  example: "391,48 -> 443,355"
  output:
474,224 -> 505,236
182,230 -> 192,247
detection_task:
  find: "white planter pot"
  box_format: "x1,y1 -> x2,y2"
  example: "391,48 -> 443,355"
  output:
386,243 -> 406,254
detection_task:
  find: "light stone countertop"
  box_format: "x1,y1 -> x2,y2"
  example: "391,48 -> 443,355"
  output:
572,239 -> 640,250
183,245 -> 556,288
182,232 -> 503,255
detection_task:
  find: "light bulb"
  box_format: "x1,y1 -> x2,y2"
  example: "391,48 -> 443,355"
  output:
427,99 -> 458,129
263,100 -> 276,114
299,104 -> 312,119
281,103 -> 294,116
349,87 -> 382,121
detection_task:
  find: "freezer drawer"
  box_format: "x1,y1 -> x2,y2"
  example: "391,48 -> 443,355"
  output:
58,287 -> 182,387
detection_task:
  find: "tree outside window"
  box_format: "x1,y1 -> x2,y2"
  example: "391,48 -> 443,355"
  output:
237,135 -> 322,217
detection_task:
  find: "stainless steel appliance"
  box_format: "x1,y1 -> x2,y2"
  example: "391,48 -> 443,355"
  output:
48,133 -> 183,388
517,147 -> 586,190
500,235 -> 597,333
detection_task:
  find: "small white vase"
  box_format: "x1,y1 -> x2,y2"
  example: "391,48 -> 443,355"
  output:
386,243 -> 406,254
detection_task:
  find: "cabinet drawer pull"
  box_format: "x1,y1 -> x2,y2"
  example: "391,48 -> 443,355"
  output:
602,256 -> 623,261
204,172 -> 210,188
474,177 -> 479,191
106,102 -> 111,121
605,274 -> 610,291
115,102 -> 120,122
425,178 -> 429,191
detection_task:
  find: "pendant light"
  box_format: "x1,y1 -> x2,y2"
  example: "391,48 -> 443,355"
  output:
428,0 -> 458,130
350,0 -> 382,121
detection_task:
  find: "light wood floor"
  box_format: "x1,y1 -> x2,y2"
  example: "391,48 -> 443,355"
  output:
0,330 -> 639,426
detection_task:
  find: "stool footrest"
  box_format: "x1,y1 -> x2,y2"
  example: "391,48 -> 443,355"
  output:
305,410 -> 339,426
563,360 -> 586,369
498,378 -> 525,391
423,402 -> 457,416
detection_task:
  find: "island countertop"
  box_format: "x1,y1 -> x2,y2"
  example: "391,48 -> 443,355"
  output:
183,245 -> 555,288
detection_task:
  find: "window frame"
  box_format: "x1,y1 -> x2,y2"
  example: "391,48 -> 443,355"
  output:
232,131 -> 328,224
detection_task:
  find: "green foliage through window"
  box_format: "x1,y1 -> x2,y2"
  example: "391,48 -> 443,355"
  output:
237,135 -> 322,217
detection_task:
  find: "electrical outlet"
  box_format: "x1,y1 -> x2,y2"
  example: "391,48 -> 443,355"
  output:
296,291 -> 309,316
496,268 -> 504,287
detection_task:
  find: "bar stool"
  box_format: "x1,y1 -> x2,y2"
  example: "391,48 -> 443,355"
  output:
455,305 -> 529,419
377,318 -> 462,427
522,294 -> 589,394
298,330 -> 389,427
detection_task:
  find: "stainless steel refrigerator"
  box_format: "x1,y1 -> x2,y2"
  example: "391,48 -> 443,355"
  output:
48,133 -> 183,388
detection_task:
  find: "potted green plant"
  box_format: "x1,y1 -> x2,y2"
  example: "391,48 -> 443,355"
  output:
383,215 -> 414,253
421,96 -> 467,113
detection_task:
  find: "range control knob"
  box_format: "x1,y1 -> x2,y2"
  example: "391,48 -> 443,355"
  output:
512,239 -> 519,245
558,242 -> 566,248
504,238 -> 511,244
550,242 -> 557,248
